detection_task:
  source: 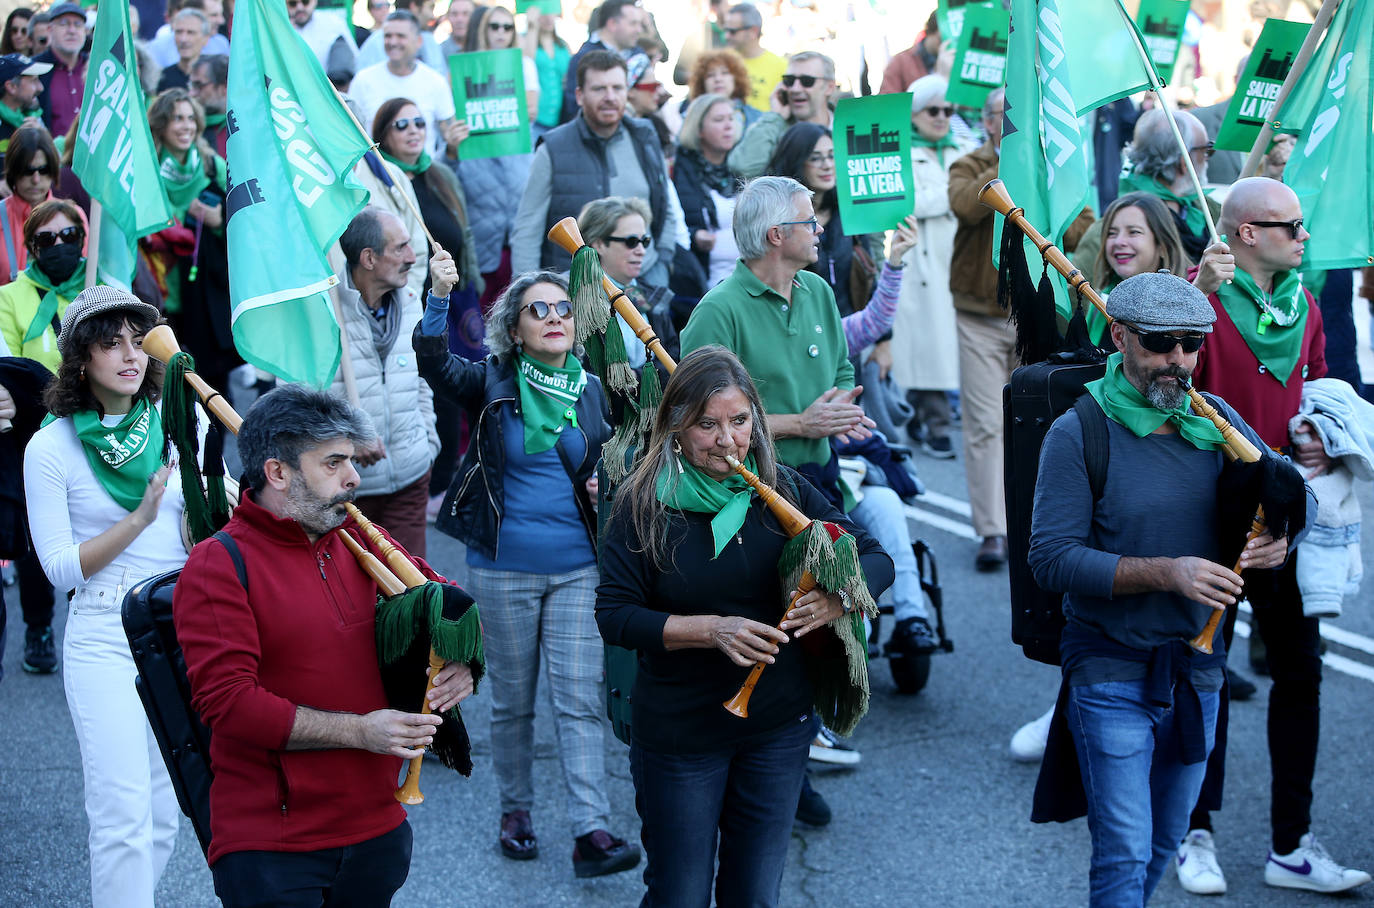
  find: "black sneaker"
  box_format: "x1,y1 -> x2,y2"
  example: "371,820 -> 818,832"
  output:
891,617 -> 941,656
572,829 -> 640,878
1227,668 -> 1257,701
921,436 -> 956,459
22,626 -> 57,674
795,774 -> 832,827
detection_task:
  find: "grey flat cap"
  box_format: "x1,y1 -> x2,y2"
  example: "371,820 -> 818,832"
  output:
57,286 -> 160,356
1106,270 -> 1215,334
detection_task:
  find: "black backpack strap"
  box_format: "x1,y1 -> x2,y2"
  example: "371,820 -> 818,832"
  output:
1072,393 -> 1111,502
212,530 -> 248,593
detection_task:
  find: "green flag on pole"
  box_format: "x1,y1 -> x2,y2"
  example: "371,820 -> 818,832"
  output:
1280,0 -> 1374,271
72,0 -> 173,289
1057,0 -> 1157,114
225,0 -> 373,387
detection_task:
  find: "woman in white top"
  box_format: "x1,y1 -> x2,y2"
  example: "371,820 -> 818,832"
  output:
23,288 -> 193,908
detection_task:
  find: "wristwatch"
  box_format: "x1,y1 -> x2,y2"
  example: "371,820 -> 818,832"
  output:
836,589 -> 853,614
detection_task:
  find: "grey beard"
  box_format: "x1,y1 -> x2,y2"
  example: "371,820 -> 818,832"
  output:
1146,379 -> 1188,411
286,474 -> 351,536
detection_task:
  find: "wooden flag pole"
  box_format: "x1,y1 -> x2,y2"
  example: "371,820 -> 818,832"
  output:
1238,0 -> 1341,180
85,200 -> 102,289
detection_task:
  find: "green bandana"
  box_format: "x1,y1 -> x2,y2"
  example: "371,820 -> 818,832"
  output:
71,399 -> 165,512
21,260 -> 86,345
380,149 -> 432,174
1118,170 -> 1207,242
911,128 -> 959,166
1086,279 -> 1120,346
0,99 -> 38,130
159,147 -> 212,220
513,352 -> 586,454
1215,269 -> 1308,386
656,453 -> 758,558
1084,353 -> 1227,451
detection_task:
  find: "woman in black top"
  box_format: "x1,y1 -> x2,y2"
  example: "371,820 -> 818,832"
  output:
596,347 -> 893,907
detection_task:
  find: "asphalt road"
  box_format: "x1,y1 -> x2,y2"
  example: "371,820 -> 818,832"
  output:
3,431 -> 1373,907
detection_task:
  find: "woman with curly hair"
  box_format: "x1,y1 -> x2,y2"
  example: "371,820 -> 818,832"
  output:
684,47 -> 760,136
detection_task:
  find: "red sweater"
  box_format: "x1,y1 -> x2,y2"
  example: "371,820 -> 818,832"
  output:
1195,287 -> 1326,449
174,492 -> 441,865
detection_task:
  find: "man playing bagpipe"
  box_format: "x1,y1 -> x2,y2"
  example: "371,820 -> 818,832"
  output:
173,385 -> 480,907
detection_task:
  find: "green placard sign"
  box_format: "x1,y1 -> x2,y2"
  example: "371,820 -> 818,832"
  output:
947,4 -> 1008,109
449,49 -> 532,160
1215,18 -> 1309,151
1135,0 -> 1189,77
937,0 -> 994,41
516,0 -> 561,14
834,93 -> 914,235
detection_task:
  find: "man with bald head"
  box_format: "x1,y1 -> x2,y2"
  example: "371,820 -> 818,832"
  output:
1174,177 -> 1369,896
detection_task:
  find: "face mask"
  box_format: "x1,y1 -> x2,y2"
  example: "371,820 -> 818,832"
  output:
35,242 -> 82,284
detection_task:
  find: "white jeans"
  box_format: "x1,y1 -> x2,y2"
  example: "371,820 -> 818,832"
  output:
850,485 -> 927,622
64,583 -> 179,908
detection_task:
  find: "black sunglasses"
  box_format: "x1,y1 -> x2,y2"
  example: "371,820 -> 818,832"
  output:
523,299 -> 572,320
923,105 -> 955,118
781,74 -> 820,89
605,234 -> 652,249
487,21 -> 515,31
1126,325 -> 1205,354
31,225 -> 84,250
15,164 -> 51,178
722,25 -> 753,34
1245,218 -> 1304,240
392,116 -> 426,131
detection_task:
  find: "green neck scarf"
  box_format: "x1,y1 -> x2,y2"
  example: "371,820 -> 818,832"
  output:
1118,170 -> 1207,241
159,147 -> 211,220
21,260 -> 86,345
513,352 -> 586,454
204,112 -> 227,129
656,453 -> 758,558
71,399 -> 165,512
1214,268 -> 1308,386
1084,353 -> 1226,451
0,98 -> 37,129
380,149 -> 432,174
911,128 -> 959,166
1085,279 -> 1119,346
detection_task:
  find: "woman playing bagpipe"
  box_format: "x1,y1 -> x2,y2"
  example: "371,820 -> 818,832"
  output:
594,346 -> 894,907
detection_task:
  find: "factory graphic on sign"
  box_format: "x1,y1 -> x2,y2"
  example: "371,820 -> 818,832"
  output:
1237,48 -> 1295,124
463,74 -> 522,134
845,124 -> 905,204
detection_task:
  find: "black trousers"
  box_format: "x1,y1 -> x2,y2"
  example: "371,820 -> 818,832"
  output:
16,548 -> 54,629
211,820 -> 412,908
1190,554 -> 1321,854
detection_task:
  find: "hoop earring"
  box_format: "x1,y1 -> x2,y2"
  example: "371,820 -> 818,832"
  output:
671,438 -> 684,472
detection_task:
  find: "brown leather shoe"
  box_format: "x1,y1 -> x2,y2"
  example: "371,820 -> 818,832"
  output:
499,810 -> 538,860
975,535 -> 1008,571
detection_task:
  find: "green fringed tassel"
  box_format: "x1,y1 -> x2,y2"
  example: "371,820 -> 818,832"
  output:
162,352 -> 219,544
568,245 -> 611,345
777,523 -> 879,736
598,311 -> 638,398
375,582 -> 486,690
600,411 -> 640,486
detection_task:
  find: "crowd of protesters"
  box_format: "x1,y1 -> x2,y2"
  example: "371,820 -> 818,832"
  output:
1,1 -> 1372,906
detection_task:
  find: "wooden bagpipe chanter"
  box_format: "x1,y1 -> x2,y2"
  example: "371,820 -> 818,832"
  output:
122,327 -> 484,856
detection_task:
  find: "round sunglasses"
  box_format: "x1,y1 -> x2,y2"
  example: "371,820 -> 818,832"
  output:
523,299 -> 573,320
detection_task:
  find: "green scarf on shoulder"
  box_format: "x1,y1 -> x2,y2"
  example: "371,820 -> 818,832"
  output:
911,128 -> 959,167
656,453 -> 758,558
0,99 -> 38,130
1118,170 -> 1208,242
159,147 -> 212,220
380,149 -> 432,175
1084,353 -> 1226,451
21,260 -> 86,345
71,398 -> 166,512
1214,269 -> 1307,386
514,352 -> 586,454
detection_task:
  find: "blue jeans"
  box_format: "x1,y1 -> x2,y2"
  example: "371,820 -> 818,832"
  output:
629,715 -> 814,908
1067,680 -> 1220,908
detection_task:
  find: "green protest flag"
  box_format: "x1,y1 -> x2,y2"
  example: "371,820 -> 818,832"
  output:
1214,18 -> 1308,151
833,93 -> 914,235
1056,0 -> 1157,115
1281,0 -> 1374,271
225,0 -> 373,387
1134,0 -> 1189,80
999,0 -> 1098,320
516,0 -> 562,13
947,4 -> 1008,109
937,0 -> 994,42
449,49 -> 532,161
72,0 -> 174,287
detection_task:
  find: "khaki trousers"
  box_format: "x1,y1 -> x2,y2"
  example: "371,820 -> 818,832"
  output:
956,310 -> 1018,537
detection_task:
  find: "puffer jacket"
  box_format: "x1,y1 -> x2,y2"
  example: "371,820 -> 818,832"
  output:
457,152 -> 533,274
413,324 -> 611,558
329,268 -> 438,497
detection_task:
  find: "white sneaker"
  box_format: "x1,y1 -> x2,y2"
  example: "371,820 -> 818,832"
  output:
1265,833 -> 1372,893
808,726 -> 861,766
1176,829 -> 1226,895
1009,706 -> 1055,763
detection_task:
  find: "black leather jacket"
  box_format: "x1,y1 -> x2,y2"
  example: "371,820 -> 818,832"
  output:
413,326 -> 612,560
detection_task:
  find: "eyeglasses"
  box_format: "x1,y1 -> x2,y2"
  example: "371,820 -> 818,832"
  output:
781,74 -> 822,89
189,79 -> 211,91
286,0 -> 310,7
392,116 -> 426,131
488,21 -> 515,31
722,25 -> 753,34
1188,141 -> 1216,158
922,105 -> 955,118
16,164 -> 50,178
778,217 -> 821,234
806,151 -> 834,165
523,299 -> 572,320
1125,326 -> 1205,354
1245,218 -> 1304,240
31,225 -> 85,250
605,234 -> 652,249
